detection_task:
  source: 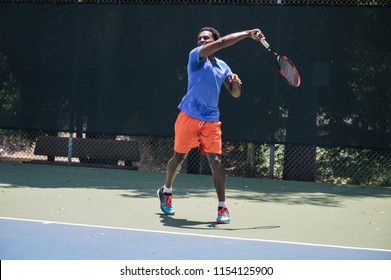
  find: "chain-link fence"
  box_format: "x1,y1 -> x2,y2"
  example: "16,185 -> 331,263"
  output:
1,129 -> 390,186
1,0 -> 390,186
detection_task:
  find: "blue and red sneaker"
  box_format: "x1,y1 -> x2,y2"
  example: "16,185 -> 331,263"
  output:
216,207 -> 230,224
157,187 -> 175,215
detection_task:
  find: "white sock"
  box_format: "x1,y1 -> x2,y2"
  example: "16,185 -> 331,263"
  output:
163,185 -> 172,194
218,201 -> 226,208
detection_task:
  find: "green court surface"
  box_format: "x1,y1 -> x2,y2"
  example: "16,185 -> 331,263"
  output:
0,161 -> 390,252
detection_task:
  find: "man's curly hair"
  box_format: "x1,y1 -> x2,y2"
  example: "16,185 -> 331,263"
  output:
198,27 -> 221,41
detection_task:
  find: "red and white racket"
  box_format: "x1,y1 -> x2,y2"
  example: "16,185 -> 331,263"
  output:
260,39 -> 301,87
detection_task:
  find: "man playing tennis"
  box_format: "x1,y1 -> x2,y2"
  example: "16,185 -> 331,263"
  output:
158,27 -> 265,224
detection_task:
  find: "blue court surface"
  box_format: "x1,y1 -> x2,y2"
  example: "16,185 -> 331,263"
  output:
1,217 -> 390,260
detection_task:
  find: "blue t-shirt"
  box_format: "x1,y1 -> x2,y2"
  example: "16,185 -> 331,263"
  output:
178,46 -> 232,122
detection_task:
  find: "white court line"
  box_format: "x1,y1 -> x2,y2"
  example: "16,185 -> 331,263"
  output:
1,216 -> 390,253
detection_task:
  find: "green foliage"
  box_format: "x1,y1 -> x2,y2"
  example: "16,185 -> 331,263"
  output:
0,129 -> 34,154
316,147 -> 390,186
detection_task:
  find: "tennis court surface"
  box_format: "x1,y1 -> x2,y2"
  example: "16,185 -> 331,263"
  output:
1,161 -> 391,260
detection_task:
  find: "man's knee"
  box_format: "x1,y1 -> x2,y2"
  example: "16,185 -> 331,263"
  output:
172,152 -> 187,165
206,153 -> 222,170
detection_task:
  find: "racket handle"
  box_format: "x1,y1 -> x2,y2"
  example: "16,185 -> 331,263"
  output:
260,39 -> 270,49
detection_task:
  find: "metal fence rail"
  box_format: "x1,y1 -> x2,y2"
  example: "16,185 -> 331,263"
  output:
1,0 -> 390,6
1,129 -> 390,186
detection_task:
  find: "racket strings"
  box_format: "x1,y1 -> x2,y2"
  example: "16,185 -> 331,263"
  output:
278,56 -> 300,87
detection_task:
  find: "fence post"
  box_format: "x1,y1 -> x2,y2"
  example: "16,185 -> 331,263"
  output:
67,133 -> 73,166
269,144 -> 275,178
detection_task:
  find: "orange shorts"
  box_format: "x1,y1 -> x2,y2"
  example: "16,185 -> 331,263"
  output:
174,111 -> 222,154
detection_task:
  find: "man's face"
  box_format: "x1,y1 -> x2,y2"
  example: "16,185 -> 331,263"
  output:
198,31 -> 215,46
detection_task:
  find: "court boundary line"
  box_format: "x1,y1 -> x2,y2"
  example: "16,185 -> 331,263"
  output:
1,216 -> 390,253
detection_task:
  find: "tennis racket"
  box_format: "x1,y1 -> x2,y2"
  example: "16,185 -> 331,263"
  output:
260,39 -> 301,87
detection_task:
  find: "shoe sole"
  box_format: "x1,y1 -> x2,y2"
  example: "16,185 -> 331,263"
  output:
157,188 -> 175,216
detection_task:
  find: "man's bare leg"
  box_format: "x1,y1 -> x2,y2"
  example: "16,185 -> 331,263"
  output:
206,153 -> 226,202
164,152 -> 188,188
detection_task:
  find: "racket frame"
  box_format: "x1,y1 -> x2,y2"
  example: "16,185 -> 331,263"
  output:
260,39 -> 301,87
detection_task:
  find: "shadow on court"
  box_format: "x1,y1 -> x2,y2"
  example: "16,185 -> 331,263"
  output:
158,214 -> 281,231
1,162 -> 391,207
